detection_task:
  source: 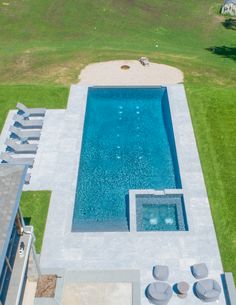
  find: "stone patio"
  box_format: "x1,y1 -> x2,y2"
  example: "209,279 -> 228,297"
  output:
0,61 -> 227,304
24,84 -> 226,305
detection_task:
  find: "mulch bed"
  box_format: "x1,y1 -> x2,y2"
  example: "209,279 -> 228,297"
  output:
35,274 -> 57,298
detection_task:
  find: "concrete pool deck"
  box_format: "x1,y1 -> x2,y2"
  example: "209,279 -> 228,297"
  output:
0,62 -> 226,305
23,84 -> 225,305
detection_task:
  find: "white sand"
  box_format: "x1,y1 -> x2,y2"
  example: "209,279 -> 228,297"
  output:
79,60 -> 183,86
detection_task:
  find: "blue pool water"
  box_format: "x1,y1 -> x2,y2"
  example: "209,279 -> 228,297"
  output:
141,204 -> 178,231
136,194 -> 188,231
72,87 -> 181,232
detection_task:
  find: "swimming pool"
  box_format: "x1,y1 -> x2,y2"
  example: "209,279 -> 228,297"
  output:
72,87 -> 181,232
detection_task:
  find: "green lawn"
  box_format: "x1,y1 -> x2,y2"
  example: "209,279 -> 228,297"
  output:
186,85 -> 236,278
20,191 -> 51,253
0,84 -> 68,131
0,0 -> 235,280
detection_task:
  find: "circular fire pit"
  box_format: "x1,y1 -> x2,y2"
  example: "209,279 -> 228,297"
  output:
121,65 -> 130,70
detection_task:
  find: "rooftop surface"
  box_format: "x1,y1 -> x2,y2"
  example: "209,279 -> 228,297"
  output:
0,164 -> 27,273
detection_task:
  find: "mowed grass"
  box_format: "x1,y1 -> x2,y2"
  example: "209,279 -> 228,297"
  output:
20,191 -> 51,253
0,84 -> 68,131
0,0 -> 235,85
0,0 -> 235,280
186,85 -> 236,280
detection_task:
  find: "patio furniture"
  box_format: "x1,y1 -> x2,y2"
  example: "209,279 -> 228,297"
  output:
146,282 -> 173,305
139,56 -> 150,66
176,281 -> 189,298
153,265 -> 169,281
0,152 -> 34,167
191,263 -> 208,279
9,125 -> 41,140
5,139 -> 38,154
13,114 -> 43,129
195,279 -> 221,302
16,102 -> 46,117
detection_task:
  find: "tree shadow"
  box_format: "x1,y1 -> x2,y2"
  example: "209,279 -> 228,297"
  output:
222,18 -> 236,30
206,46 -> 236,61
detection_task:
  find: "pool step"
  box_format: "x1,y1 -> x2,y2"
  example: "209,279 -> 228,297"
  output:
72,219 -> 129,232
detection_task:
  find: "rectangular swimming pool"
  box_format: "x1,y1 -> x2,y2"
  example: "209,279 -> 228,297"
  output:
72,87 -> 181,232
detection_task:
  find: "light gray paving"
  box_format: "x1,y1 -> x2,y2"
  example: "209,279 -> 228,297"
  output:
8,84 -> 227,305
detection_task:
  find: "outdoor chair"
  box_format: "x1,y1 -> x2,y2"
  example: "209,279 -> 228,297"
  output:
153,265 -> 169,281
16,102 -> 46,117
9,125 -> 41,140
0,152 -> 34,167
146,282 -> 172,305
13,114 -> 43,129
5,139 -> 38,154
191,263 -> 208,279
195,279 -> 221,302
139,56 -> 150,66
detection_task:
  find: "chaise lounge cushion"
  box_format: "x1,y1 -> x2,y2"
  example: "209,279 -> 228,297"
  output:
153,265 -> 169,281
195,279 -> 221,302
191,263 -> 208,279
146,282 -> 172,305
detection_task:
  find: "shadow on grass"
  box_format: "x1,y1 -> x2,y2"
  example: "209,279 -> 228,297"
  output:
222,18 -> 236,30
206,46 -> 236,61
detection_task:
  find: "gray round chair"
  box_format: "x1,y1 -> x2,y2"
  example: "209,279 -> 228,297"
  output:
195,279 -> 221,302
191,263 -> 208,279
153,265 -> 169,281
146,282 -> 173,305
